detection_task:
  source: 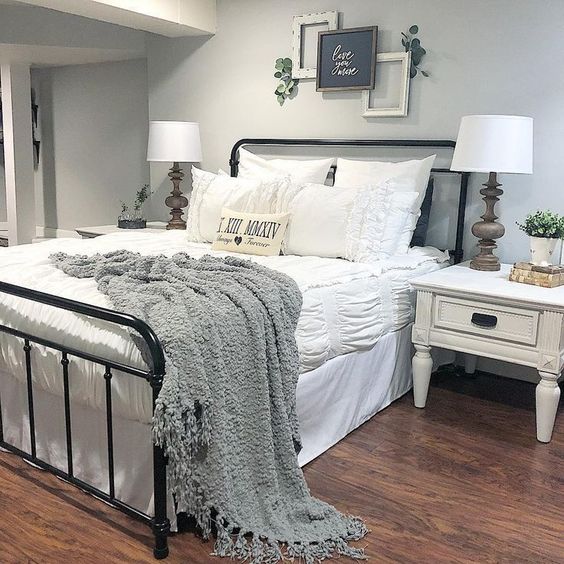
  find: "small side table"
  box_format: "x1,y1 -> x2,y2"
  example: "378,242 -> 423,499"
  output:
411,262 -> 563,443
75,222 -> 168,239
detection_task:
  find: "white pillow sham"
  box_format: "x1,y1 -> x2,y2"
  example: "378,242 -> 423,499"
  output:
284,184 -> 358,258
186,167 -> 288,243
334,155 -> 436,209
346,182 -> 419,262
238,148 -> 334,184
284,180 -> 419,260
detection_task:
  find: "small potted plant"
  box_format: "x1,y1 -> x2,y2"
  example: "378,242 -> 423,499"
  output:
118,184 -> 152,229
517,210 -> 564,266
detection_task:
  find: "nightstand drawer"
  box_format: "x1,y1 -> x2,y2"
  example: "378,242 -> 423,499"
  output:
433,296 -> 539,345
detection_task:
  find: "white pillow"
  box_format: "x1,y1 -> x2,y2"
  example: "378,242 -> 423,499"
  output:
212,208 -> 289,256
346,180 -> 420,262
187,167 -> 288,242
334,155 -> 436,209
238,148 -> 334,184
284,184 -> 358,258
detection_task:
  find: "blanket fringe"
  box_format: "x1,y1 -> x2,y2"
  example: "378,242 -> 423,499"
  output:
212,518 -> 368,564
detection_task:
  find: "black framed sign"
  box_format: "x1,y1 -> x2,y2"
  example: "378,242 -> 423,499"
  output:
316,26 -> 378,92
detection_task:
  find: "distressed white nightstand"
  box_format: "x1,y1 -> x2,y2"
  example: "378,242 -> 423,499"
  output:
75,222 -> 167,238
411,262 -> 563,443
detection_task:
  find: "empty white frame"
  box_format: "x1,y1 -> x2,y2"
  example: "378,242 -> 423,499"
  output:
362,51 -> 411,118
292,11 -> 338,79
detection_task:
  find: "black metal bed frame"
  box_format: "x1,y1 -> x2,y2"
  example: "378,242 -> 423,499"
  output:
230,138 -> 470,264
0,137 -> 468,561
0,281 -> 171,559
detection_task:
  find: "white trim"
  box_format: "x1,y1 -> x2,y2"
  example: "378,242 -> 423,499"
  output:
362,51 -> 411,118
35,226 -> 81,239
292,11 -> 338,80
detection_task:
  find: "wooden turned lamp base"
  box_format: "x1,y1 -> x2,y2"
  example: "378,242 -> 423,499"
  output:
165,161 -> 188,230
470,171 -> 505,271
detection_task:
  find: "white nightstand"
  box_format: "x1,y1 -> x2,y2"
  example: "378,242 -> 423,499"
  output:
75,222 -> 168,239
411,262 -> 563,443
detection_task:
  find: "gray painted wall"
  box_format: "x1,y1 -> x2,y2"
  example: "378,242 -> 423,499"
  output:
34,58 -> 150,231
0,152 -> 5,224
146,0 -> 564,264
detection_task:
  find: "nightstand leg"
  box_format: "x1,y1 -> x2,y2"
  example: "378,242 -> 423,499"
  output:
536,372 -> 560,443
413,344 -> 433,408
464,354 -> 478,375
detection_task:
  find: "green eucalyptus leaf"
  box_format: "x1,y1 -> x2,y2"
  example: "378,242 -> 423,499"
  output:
409,24 -> 419,34
401,38 -> 407,47
276,84 -> 286,94
411,51 -> 423,66
274,71 -> 282,78
276,58 -> 283,64
277,94 -> 285,105
293,78 -> 299,85
411,38 -> 420,48
421,70 -> 430,77
283,57 -> 292,67
287,80 -> 295,89
275,62 -> 284,71
410,65 -> 418,79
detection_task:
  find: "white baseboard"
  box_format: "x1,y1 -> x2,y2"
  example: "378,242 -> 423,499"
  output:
36,226 -> 81,239
0,222 -> 7,231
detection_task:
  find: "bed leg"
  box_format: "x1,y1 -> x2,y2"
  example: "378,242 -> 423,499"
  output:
152,444 -> 170,559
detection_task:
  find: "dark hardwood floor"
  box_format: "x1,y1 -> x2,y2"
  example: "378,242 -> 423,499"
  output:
0,370 -> 562,563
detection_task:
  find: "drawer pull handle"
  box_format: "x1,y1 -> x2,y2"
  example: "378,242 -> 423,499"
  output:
471,312 -> 498,328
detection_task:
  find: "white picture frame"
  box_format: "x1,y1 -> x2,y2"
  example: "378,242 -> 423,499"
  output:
361,51 -> 411,118
292,11 -> 338,79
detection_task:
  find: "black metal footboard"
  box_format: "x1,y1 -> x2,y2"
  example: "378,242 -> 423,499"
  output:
0,281 -> 170,559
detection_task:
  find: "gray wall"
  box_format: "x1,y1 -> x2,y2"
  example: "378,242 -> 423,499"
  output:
146,0 -> 564,264
0,153 -> 5,224
35,58 -> 150,230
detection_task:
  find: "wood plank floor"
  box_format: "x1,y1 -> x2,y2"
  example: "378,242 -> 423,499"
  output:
0,370 -> 562,563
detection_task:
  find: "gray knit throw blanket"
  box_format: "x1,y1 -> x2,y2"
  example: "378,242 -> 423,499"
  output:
50,250 -> 367,563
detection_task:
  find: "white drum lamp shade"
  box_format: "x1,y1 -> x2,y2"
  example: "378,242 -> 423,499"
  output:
147,121 -> 202,163
451,115 -> 533,174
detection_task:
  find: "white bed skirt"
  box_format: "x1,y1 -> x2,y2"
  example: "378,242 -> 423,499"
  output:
0,324 -> 434,527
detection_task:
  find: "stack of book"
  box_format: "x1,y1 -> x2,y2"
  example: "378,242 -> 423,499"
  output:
509,262 -> 564,288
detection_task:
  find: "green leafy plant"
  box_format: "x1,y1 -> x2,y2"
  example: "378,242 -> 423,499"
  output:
120,184 -> 152,220
517,210 -> 564,239
401,25 -> 429,78
274,57 -> 299,106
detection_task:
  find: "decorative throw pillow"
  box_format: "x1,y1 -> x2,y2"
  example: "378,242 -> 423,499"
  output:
238,148 -> 334,184
284,183 -> 358,258
346,180 -> 420,262
410,177 -> 434,247
333,155 -> 436,209
212,208 -> 289,256
186,167 -> 288,242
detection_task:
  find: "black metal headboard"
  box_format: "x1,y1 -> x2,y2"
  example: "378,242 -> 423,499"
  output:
229,138 -> 469,264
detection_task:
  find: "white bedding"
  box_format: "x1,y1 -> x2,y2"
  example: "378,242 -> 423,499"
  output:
0,231 -> 448,423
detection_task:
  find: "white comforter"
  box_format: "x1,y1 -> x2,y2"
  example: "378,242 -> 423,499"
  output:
0,231 -> 448,423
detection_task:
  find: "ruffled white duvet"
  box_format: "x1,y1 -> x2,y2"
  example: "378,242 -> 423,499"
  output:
0,231 -> 448,423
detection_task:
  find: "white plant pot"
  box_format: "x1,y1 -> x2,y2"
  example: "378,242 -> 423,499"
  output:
529,236 -> 558,266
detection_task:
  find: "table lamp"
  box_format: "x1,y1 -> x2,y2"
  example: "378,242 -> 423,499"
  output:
147,121 -> 202,230
451,115 -> 533,271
